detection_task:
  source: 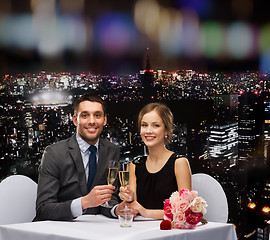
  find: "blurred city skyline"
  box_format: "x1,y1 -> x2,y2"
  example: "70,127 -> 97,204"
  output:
1,0 -> 270,75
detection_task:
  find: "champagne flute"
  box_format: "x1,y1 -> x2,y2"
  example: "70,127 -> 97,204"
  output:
119,161 -> 130,210
101,159 -> 119,207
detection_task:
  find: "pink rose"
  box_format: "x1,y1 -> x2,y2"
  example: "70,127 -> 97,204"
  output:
172,210 -> 186,228
170,191 -> 181,208
179,189 -> 190,199
164,199 -> 173,220
176,199 -> 190,213
185,209 -> 203,225
188,190 -> 199,202
179,189 -> 198,201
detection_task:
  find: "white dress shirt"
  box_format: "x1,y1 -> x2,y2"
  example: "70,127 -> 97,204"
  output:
70,134 -> 117,218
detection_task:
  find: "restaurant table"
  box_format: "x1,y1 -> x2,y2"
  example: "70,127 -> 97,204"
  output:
0,214 -> 238,240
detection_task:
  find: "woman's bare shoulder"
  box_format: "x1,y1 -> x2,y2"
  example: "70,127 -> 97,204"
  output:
175,156 -> 190,167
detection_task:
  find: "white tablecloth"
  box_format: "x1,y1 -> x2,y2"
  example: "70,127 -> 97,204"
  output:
0,215 -> 237,240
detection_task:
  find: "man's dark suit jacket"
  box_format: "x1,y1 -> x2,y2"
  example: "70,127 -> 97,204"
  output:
35,134 -> 120,221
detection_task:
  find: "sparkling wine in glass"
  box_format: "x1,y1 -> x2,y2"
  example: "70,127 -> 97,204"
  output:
107,166 -> 118,185
119,161 -> 130,210
101,160 -> 119,208
118,170 -> 129,187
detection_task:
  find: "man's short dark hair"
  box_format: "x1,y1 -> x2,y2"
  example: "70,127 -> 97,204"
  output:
73,94 -> 106,115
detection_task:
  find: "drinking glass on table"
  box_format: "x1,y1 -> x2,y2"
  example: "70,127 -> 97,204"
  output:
119,161 -> 130,210
101,160 -> 119,207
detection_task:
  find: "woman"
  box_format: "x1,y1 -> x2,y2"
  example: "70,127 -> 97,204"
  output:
120,102 -> 192,219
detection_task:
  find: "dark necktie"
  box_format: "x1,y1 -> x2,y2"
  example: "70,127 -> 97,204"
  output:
87,145 -> 97,192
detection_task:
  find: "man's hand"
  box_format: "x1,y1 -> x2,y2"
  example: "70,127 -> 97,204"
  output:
81,185 -> 115,210
115,201 -> 139,217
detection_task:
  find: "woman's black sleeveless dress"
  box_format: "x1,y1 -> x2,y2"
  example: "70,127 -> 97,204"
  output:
133,153 -> 179,209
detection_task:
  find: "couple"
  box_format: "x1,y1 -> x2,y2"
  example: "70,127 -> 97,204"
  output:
35,93 -> 191,221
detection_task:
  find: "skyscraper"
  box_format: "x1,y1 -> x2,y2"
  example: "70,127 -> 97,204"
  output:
261,92 -> 270,166
207,122 -> 238,167
238,92 -> 260,163
140,48 -> 155,101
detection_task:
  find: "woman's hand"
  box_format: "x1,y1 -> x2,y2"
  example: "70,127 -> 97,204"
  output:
127,201 -> 164,219
115,201 -> 138,216
119,185 -> 134,202
127,201 -> 148,218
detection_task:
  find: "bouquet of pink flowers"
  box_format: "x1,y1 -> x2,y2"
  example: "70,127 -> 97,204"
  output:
163,189 -> 208,229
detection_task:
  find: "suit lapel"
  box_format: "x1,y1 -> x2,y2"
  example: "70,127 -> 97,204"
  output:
68,134 -> 88,194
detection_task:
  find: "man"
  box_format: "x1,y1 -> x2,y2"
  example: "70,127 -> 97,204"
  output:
35,94 -> 125,221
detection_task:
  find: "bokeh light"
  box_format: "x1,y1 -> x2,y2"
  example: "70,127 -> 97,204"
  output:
0,15 -> 36,49
247,202 -> 256,209
31,0 -> 56,18
260,50 -> 270,74
179,8 -> 200,58
134,0 -> 161,41
159,8 -> 200,58
35,20 -> 64,57
1,0 -> 270,73
158,8 -> 183,57
94,13 -> 135,56
262,206 -> 270,214
259,23 -> 270,54
59,16 -> 87,53
199,21 -> 225,58
226,22 -> 256,59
